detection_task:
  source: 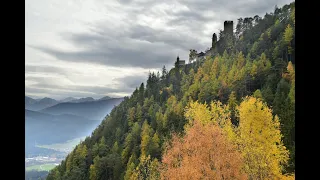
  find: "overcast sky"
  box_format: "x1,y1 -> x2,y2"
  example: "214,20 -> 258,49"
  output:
25,0 -> 293,100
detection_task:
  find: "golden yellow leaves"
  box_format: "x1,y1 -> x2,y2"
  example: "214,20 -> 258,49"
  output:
181,96 -> 292,179
238,96 -> 289,179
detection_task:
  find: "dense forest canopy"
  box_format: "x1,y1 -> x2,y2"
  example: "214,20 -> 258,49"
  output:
47,2 -> 295,179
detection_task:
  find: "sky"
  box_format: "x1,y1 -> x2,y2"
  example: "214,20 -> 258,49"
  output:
25,0 -> 293,100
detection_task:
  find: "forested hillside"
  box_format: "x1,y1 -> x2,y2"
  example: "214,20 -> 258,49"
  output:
47,2 -> 295,179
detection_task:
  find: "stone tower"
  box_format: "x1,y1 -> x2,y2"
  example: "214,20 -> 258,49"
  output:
176,56 -> 180,63
224,21 -> 233,36
212,33 -> 217,52
175,55 -> 185,68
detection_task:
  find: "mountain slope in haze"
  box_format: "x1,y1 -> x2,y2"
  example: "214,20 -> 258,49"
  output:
60,96 -> 111,103
25,109 -> 101,156
48,2 -> 295,179
26,109 -> 100,144
25,96 -> 37,105
40,98 -> 123,120
60,97 -> 77,103
70,97 -> 95,103
98,96 -> 111,101
25,97 -> 59,111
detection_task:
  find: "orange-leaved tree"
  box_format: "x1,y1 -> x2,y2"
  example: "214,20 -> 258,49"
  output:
160,120 -> 247,179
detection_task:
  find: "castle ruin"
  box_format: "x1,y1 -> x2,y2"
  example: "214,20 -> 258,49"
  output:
211,20 -> 234,54
176,20 -> 234,66
212,33 -> 218,52
223,21 -> 233,37
175,56 -> 185,68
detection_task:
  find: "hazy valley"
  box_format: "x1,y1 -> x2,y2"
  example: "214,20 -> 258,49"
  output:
25,96 -> 123,178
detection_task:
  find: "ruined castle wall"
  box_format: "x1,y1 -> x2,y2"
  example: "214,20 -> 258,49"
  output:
224,21 -> 233,36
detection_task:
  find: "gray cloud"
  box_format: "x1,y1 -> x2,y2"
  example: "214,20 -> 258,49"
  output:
25,86 -> 121,100
26,79 -> 133,99
26,0 -> 293,99
29,43 -> 175,69
29,0 -> 292,69
113,74 -> 148,89
29,19 -> 204,69
25,65 -> 69,76
26,73 -> 147,99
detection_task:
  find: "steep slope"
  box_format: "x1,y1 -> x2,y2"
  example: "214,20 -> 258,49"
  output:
40,98 -> 124,120
47,2 -> 295,179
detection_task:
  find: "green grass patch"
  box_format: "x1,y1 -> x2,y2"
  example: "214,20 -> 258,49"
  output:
36,136 -> 85,152
26,164 -> 57,172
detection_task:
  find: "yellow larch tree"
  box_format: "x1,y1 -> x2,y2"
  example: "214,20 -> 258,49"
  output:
237,96 -> 289,179
184,100 -> 211,128
184,100 -> 237,143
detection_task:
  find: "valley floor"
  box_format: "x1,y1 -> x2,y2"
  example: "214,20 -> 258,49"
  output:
25,137 -> 85,172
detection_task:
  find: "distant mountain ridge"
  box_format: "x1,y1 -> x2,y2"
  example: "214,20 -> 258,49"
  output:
25,96 -> 37,105
25,96 -> 59,111
70,97 -> 95,103
68,96 -> 112,103
60,97 -> 77,102
25,109 -> 97,121
40,97 -> 124,121
98,96 -> 111,101
25,96 -> 119,111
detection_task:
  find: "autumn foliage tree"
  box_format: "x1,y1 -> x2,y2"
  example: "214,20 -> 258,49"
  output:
160,121 -> 247,180
237,96 -> 290,179
182,97 -> 294,179
130,155 -> 160,180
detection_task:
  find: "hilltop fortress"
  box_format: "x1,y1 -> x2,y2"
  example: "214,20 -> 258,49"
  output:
176,20 -> 234,67
212,21 -> 234,53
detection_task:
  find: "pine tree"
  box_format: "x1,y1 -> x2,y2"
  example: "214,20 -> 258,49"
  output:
89,156 -> 100,180
98,136 -> 108,157
112,141 -> 120,154
253,89 -> 263,99
141,120 -> 152,157
228,91 -> 238,125
161,66 -> 167,81
284,24 -> 293,54
150,131 -> 160,158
